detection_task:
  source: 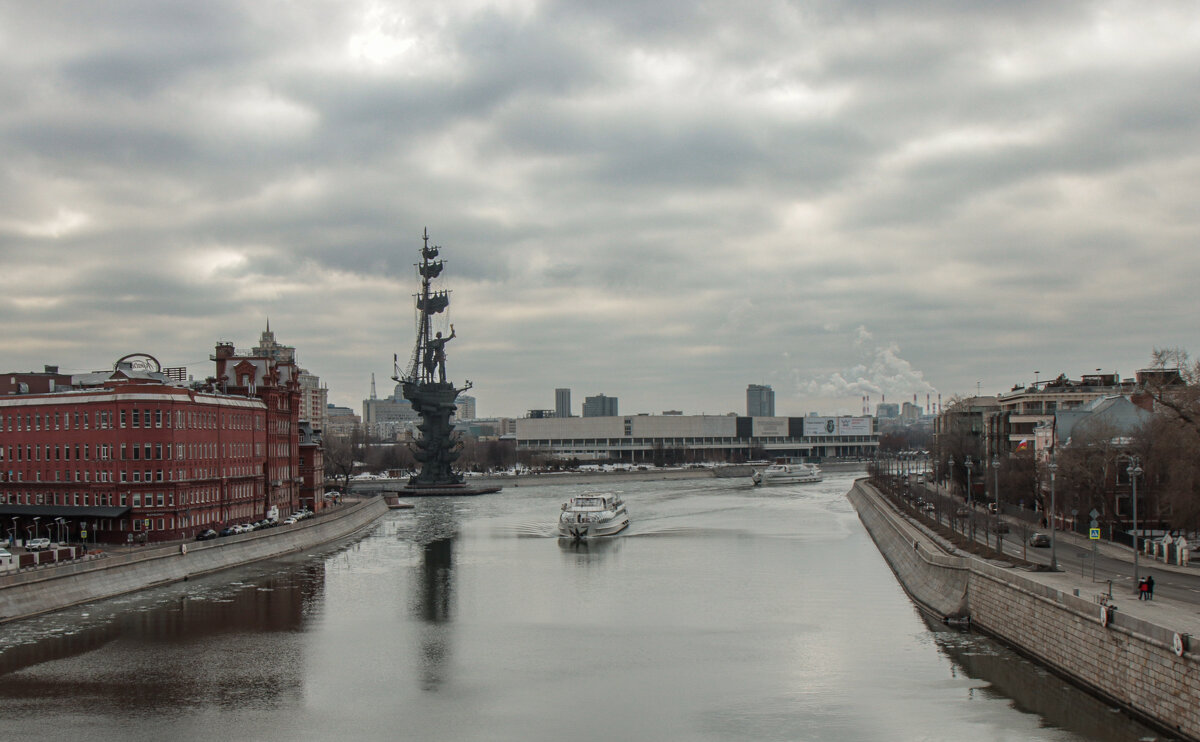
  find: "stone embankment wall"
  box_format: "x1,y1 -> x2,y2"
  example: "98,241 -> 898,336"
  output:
0,497 -> 388,624
848,480 -> 1200,741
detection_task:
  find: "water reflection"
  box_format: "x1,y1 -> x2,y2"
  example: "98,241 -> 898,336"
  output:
922,614 -> 1160,740
407,498 -> 460,691
556,535 -> 623,560
0,561 -> 325,715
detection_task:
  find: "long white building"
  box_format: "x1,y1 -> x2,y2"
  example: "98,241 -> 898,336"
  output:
516,414 -> 877,462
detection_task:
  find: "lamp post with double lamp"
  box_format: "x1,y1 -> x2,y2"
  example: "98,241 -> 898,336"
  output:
1047,456 -> 1059,571
1128,457 -> 1143,584
947,456 -> 956,532
54,517 -> 65,545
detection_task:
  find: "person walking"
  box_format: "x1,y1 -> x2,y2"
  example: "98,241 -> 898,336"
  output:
1138,578 -> 1148,600
1146,575 -> 1155,600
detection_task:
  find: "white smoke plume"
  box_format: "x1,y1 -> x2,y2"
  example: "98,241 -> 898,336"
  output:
797,327 -> 937,400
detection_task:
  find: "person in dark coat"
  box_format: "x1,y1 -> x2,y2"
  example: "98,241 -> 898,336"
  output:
1146,574 -> 1155,600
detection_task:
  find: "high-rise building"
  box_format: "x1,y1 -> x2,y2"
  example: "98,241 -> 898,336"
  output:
876,403 -> 900,419
363,383 -> 419,438
456,394 -> 477,420
582,394 -> 618,417
252,322 -> 327,432
555,388 -> 571,418
747,384 -> 775,417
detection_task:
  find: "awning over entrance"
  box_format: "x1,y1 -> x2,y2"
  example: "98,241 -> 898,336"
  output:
0,505 -> 131,519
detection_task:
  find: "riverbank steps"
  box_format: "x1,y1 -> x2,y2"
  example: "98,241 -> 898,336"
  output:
848,478 -> 1200,741
0,497 -> 387,624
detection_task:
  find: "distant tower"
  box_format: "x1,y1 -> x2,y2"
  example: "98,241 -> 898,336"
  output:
555,388 -> 571,418
747,384 -> 775,417
370,373 -> 377,400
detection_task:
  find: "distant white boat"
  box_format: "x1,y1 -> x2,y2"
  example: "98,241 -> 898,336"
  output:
751,463 -> 823,486
557,492 -> 629,541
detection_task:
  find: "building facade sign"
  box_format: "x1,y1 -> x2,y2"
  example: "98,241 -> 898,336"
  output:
804,417 -> 838,437
752,417 -> 788,437
838,417 -> 872,436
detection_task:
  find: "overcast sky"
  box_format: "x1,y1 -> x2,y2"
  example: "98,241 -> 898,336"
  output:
2,1 -> 1197,419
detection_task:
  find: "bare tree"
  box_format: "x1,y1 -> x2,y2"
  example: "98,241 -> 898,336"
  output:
1055,417 -> 1124,526
1134,414 -> 1200,533
1147,347 -> 1200,434
323,433 -> 356,493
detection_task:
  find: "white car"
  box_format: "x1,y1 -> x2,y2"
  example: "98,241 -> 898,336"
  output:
25,538 -> 51,551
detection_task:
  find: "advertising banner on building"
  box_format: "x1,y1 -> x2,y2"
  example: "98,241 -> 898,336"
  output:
752,417 -> 788,437
838,417 -> 872,436
804,417 -> 839,437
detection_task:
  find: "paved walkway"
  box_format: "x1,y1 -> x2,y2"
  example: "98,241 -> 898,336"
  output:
889,480 -> 1200,638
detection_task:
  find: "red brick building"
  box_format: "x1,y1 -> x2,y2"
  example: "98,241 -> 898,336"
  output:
1,343 -> 306,545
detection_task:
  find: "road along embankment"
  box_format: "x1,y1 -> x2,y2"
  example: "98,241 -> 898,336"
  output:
848,479 -> 1200,741
0,497 -> 388,624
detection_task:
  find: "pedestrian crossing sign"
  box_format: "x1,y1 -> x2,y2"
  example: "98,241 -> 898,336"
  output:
1089,528 -> 1101,540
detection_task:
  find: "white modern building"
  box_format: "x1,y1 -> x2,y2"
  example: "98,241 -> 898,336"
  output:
516,414 -> 876,462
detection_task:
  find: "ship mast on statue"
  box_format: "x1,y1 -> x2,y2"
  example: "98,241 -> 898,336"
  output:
392,229 -> 501,496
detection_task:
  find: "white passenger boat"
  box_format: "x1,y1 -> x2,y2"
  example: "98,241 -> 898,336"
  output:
557,492 -> 630,541
751,462 -> 823,486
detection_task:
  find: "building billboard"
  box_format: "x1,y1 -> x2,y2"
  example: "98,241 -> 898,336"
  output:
752,417 -> 788,437
804,417 -> 839,437
838,417 -> 872,436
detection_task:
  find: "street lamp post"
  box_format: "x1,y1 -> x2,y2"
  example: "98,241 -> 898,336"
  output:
1128,457 -> 1143,584
965,456 -> 975,543
992,455 -> 1002,551
948,456 -> 956,533
1048,457 -> 1059,571
32,516 -> 41,541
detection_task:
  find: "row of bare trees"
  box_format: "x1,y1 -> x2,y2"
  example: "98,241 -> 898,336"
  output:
321,426 -> 522,490
910,348 -> 1200,536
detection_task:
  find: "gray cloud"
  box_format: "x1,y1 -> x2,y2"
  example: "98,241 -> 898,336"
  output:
1,0 -> 1196,418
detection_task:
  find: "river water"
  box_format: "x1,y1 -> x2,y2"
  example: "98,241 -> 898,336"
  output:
0,472 -> 1163,741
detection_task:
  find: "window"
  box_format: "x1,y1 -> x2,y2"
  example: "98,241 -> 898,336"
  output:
143,410 -> 151,427
120,410 -> 127,427
133,493 -> 141,507
155,409 -> 162,428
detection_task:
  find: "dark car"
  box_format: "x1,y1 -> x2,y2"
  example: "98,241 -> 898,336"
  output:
1029,532 -> 1050,547
219,527 -> 236,537
195,529 -> 219,541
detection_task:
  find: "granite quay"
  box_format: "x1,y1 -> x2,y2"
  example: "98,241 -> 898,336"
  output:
849,478 -> 1200,741
0,496 -> 386,624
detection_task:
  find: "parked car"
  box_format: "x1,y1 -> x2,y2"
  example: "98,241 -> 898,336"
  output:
283,517 -> 298,525
195,529 -> 219,541
25,537 -> 51,551
219,527 -> 236,537
1029,533 -> 1050,547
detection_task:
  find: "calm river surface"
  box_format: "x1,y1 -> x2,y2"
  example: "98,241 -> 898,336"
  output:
0,472 -> 1163,741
